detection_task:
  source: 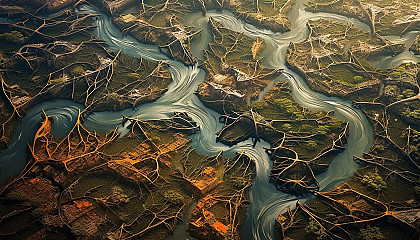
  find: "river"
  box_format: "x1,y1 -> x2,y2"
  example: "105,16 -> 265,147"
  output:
1,0 -> 419,239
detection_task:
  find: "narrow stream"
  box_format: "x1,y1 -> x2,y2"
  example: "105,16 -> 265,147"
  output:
0,1 -> 418,239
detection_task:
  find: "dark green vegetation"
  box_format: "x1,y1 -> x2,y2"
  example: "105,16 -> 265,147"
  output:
95,0 -> 295,66
0,4 -> 172,153
275,0 -> 420,239
277,185 -> 419,240
306,0 -> 420,36
0,112 -> 254,239
0,0 -> 74,14
108,0 -> 199,65
220,0 -> 293,33
286,18 -> 406,98
278,113 -> 420,239
278,63 -> 420,240
410,33 -> 420,55
216,81 -> 348,195
198,19 -> 280,114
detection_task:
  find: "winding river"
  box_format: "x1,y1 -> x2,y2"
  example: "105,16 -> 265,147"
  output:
0,0 -> 419,239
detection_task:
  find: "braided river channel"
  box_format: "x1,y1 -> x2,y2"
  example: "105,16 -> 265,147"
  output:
1,0 -> 419,239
